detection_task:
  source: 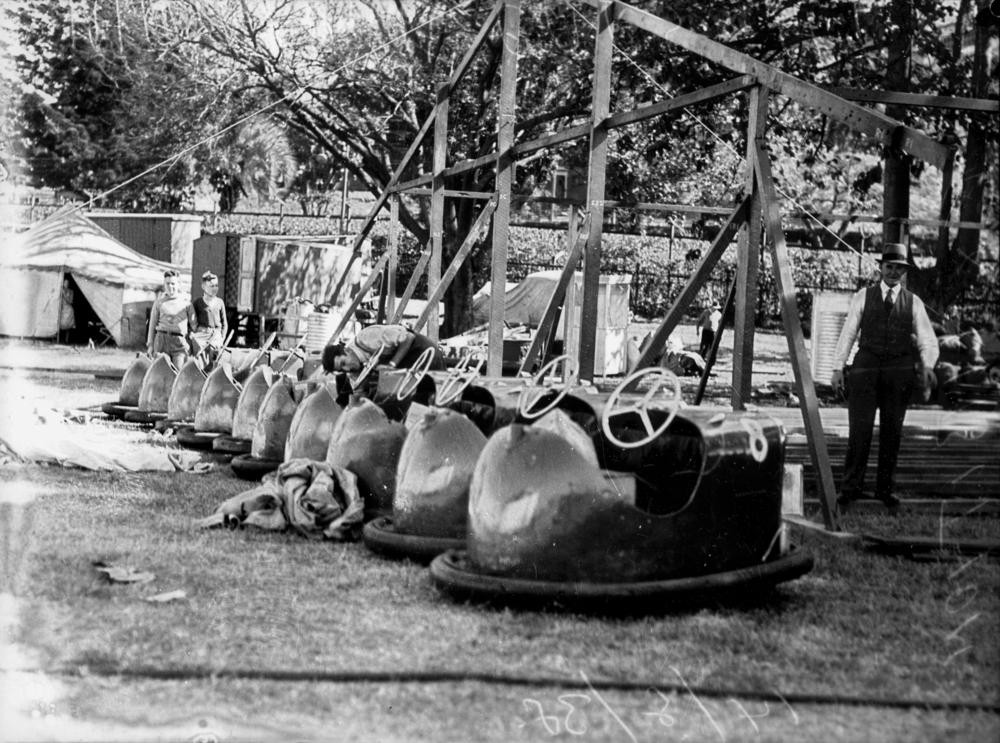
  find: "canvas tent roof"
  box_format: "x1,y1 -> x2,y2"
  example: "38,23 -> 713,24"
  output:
2,205 -> 189,291
0,206 -> 191,347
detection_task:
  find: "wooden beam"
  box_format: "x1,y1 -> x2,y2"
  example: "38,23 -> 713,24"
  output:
518,207 -> 590,375
487,0 -> 521,376
414,197 -> 498,333
628,197 -> 750,380
605,75 -> 755,129
732,86 -> 767,410
578,0 -> 614,381
395,188 -> 495,200
393,76 -> 754,197
752,140 -> 839,531
326,0 -> 505,305
390,246 -> 432,324
386,196 -> 399,321
584,0 -> 953,170
824,87 -> 1000,113
428,84 -> 449,342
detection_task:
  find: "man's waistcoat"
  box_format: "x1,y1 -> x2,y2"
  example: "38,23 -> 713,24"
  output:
857,285 -> 914,364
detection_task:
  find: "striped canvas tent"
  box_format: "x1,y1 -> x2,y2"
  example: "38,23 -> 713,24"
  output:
0,206 -> 190,347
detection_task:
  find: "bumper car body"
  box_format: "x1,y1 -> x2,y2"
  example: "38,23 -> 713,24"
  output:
431,383 -> 811,609
284,380 -> 344,461
165,359 -> 208,424
101,355 -> 152,417
193,364 -> 242,433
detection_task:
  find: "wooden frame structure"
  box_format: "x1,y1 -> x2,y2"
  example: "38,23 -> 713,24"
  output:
327,0 -> 976,531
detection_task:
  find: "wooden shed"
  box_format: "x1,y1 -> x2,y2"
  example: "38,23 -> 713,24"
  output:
87,212 -> 203,267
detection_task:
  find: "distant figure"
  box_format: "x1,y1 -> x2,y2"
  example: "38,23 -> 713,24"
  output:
695,301 -> 723,360
935,304 -> 962,336
321,324 -> 444,374
188,271 -> 227,364
147,270 -> 190,368
981,319 -> 1000,366
59,278 -> 76,344
830,243 -> 938,513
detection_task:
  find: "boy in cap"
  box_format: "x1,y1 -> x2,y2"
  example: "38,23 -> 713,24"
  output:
147,270 -> 191,368
188,271 -> 228,364
830,243 -> 938,512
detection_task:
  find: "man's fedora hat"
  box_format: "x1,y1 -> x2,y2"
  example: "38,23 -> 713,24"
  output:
878,242 -> 910,265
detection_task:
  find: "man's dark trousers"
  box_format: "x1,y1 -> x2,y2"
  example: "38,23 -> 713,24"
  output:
843,355 -> 914,500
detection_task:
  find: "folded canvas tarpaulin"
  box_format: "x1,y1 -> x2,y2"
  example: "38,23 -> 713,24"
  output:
0,206 -> 191,347
0,404 -> 208,472
471,272 -> 557,328
196,459 -> 364,541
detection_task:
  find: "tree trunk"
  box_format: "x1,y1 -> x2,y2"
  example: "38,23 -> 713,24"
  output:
881,0 -> 913,247
941,1 -> 992,306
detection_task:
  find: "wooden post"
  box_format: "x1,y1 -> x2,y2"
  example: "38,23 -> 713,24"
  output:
518,206 -> 589,375
753,141 -> 839,531
628,197 -> 749,379
414,197 -> 498,332
578,0 -> 614,381
428,84 -> 449,342
387,195 -> 399,321
391,247 -> 433,325
339,169 -> 349,234
732,85 -> 767,409
326,0 -> 505,307
694,274 -> 737,405
486,0 -> 521,377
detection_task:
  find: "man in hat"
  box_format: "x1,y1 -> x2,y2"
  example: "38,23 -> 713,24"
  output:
830,242 -> 938,512
695,300 -> 723,360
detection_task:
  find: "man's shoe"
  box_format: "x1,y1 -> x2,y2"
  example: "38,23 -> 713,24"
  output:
878,494 -> 902,513
836,492 -> 861,513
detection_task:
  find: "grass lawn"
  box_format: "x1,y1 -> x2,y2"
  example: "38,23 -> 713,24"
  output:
2,338 -> 999,742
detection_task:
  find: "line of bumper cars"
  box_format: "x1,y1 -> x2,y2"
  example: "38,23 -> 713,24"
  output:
182,341 -> 811,613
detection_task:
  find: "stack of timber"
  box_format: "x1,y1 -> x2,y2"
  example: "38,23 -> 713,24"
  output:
761,406 -> 1000,513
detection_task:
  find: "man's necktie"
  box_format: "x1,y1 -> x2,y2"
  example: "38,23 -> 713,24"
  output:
884,290 -> 894,315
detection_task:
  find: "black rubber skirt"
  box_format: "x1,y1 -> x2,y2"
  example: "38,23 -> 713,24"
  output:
362,516 -> 465,564
429,547 -> 813,613
212,435 -> 253,455
230,453 -> 282,481
175,425 -> 223,450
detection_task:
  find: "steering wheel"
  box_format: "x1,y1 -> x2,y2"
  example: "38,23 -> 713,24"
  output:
601,367 -> 683,449
394,346 -> 437,401
351,343 -> 385,389
436,355 -> 483,406
516,354 -> 578,420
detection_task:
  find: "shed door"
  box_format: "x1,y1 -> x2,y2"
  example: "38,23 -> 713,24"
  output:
237,236 -> 257,312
